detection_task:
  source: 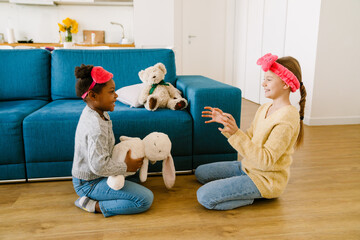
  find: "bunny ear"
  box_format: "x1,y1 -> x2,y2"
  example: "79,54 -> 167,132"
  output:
119,136 -> 141,142
120,136 -> 132,141
139,158 -> 149,182
162,155 -> 175,189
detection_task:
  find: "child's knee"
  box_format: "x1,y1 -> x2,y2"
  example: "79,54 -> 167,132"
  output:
195,165 -> 207,183
140,188 -> 154,211
196,185 -> 214,209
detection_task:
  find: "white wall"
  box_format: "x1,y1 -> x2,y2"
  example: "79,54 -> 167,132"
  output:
283,0 -> 321,122
174,0 -> 183,74
233,0 -> 291,104
260,0 -> 288,105
224,0 -> 236,86
232,0 -> 248,92
133,0 -> 174,48
243,0 -> 264,103
310,0 -> 360,125
0,2 -> 134,43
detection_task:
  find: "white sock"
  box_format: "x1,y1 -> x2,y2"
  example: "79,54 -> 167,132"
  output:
75,196 -> 97,213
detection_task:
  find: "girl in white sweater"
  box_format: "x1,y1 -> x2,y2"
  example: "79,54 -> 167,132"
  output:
72,64 -> 153,217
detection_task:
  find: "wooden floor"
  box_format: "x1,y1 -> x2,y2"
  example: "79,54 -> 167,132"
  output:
1,99 -> 360,240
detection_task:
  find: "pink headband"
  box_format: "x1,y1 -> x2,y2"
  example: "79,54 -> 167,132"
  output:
81,66 -> 114,99
257,53 -> 300,92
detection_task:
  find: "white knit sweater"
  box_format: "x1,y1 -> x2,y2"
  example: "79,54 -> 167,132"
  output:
72,105 -> 127,180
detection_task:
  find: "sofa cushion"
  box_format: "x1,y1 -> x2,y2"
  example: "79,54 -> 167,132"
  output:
0,49 -> 51,101
116,83 -> 144,108
23,100 -> 192,179
51,49 -> 177,100
0,100 -> 49,180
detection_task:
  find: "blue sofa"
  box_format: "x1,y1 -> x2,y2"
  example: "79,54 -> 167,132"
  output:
0,49 -> 241,182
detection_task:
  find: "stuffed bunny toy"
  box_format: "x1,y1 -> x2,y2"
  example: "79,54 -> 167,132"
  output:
138,63 -> 188,111
107,132 -> 176,190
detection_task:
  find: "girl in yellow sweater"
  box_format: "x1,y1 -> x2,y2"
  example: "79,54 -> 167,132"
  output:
196,53 -> 307,210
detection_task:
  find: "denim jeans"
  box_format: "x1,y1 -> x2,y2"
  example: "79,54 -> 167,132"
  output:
195,161 -> 262,210
72,177 -> 154,217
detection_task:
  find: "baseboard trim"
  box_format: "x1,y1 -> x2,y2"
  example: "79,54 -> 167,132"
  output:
26,170 -> 194,182
304,115 -> 360,126
0,179 -> 26,184
148,170 -> 193,176
28,176 -> 72,182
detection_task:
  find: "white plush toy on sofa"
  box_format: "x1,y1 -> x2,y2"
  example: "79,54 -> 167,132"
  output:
107,132 -> 176,190
138,63 -> 188,111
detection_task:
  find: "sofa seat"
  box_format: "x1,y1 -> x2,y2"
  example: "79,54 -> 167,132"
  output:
0,100 -> 49,181
23,100 -> 193,179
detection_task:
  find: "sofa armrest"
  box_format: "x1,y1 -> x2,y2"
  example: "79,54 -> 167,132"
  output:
176,75 -> 242,156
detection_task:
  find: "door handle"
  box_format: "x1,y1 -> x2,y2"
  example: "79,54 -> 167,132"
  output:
188,35 -> 197,44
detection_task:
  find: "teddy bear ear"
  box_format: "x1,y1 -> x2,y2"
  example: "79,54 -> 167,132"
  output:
138,70 -> 145,82
155,63 -> 167,75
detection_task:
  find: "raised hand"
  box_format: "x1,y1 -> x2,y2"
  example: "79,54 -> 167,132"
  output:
202,106 -> 239,135
219,113 -> 239,135
202,106 -> 227,124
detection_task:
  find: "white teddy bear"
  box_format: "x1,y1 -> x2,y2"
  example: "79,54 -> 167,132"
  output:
138,63 -> 188,111
107,132 -> 176,190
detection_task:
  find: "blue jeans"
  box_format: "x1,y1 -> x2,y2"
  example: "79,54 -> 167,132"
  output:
72,177 -> 154,217
195,161 -> 262,210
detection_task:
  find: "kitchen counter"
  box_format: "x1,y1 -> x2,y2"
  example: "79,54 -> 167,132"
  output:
0,42 -> 135,48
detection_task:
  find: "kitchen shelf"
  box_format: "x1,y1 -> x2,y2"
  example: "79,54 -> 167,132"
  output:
0,42 -> 135,48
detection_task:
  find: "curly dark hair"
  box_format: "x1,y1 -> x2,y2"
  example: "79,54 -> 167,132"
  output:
75,64 -> 107,99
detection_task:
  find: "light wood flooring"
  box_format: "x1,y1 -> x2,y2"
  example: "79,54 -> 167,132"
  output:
1,99 -> 359,240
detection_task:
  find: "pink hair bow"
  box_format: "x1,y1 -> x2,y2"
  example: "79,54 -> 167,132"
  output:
256,53 -> 278,72
81,66 -> 113,99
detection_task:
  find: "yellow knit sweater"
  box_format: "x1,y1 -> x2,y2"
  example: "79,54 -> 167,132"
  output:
224,103 -> 300,198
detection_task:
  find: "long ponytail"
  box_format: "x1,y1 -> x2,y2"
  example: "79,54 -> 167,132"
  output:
276,57 -> 307,148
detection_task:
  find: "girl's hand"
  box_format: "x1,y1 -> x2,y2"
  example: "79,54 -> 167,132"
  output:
219,113 -> 239,135
202,106 -> 228,124
202,106 -> 239,135
124,149 -> 144,172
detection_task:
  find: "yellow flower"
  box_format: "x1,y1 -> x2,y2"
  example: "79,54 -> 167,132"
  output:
71,21 -> 78,33
62,18 -> 72,28
58,18 -> 79,35
58,23 -> 65,32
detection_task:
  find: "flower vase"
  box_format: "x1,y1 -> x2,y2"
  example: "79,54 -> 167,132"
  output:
63,29 -> 74,48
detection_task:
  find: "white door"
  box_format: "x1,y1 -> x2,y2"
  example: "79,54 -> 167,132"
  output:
181,0 -> 227,83
233,0 -> 288,104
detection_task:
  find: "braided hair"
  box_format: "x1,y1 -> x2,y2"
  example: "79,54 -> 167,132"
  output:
276,57 -> 307,148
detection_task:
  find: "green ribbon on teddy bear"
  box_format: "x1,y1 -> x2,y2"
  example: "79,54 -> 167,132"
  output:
149,80 -> 169,95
